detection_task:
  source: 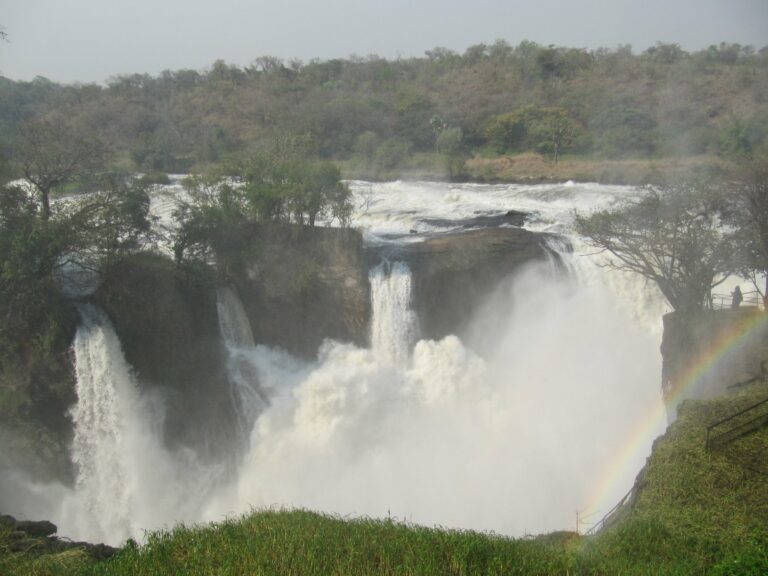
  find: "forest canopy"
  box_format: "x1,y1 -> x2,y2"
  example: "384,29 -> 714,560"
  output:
0,40 -> 766,176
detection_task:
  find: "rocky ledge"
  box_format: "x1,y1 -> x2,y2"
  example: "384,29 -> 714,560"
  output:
0,514 -> 117,560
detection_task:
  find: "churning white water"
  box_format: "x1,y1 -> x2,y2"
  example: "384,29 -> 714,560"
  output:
220,261 -> 661,536
2,180 -> 668,544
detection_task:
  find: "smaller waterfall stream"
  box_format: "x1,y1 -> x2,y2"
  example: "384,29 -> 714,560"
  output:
369,261 -> 420,363
216,287 -> 270,445
70,305 -> 137,540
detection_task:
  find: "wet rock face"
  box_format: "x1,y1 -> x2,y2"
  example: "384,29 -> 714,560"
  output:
96,252 -> 236,458
373,227 -> 551,342
231,224 -> 370,359
661,309 -> 768,416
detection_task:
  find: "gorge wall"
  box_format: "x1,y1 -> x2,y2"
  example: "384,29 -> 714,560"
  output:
96,252 -> 237,458
4,223 -> 554,476
228,223 -> 371,360
384,227 -> 552,343
226,223 -> 552,358
661,308 -> 768,415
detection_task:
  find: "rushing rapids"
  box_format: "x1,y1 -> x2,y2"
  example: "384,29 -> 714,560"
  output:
2,180 -> 669,545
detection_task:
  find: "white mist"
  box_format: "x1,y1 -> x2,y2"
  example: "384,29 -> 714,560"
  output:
220,259 -> 662,536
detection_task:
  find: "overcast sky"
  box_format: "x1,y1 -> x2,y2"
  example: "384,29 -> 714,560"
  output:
1,0 -> 767,84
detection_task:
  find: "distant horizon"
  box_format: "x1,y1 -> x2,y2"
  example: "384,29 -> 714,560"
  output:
1,0 -> 766,84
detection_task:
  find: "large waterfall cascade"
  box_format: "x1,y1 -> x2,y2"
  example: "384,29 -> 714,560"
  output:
4,180 -> 668,544
69,304 -> 207,544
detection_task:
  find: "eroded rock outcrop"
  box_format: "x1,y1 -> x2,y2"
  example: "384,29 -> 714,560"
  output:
96,252 -> 236,458
230,223 -> 370,359
372,227 -> 553,342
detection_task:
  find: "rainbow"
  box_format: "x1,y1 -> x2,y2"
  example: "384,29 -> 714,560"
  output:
585,309 -> 768,526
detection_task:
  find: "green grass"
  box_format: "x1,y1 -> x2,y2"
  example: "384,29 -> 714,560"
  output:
4,386 -> 768,575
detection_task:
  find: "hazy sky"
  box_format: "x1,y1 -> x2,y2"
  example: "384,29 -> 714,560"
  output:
1,0 -> 767,84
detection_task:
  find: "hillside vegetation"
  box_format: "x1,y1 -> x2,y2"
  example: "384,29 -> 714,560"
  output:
1,41 -> 767,180
3,385 -> 767,575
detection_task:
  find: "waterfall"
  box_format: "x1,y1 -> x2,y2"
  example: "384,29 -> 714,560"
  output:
4,181 -> 671,542
216,287 -> 269,444
369,261 -> 420,363
68,304 -> 213,545
541,235 -> 573,276
70,304 -> 141,542
217,286 -> 256,348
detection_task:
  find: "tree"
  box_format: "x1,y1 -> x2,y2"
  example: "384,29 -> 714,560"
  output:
726,152 -> 768,303
16,115 -> 109,220
536,109 -> 577,163
436,127 -> 464,178
173,172 -> 250,267
175,141 -> 352,266
239,139 -> 352,227
576,182 -> 735,315
485,107 -> 581,161
58,173 -> 155,270
0,171 -> 152,365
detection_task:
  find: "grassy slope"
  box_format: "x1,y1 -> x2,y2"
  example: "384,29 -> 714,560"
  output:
581,385 -> 768,575
3,386 -> 768,575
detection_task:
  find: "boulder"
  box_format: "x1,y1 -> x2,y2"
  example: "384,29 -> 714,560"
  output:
418,209 -> 528,230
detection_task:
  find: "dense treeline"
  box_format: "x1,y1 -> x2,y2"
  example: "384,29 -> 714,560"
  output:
1,40 -> 767,176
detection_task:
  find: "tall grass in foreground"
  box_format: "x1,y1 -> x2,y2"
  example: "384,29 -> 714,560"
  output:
5,508 -> 765,576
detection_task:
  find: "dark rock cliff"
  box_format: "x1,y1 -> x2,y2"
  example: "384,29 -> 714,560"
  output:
0,293 -> 78,482
230,223 -> 370,359
96,252 -> 236,458
379,227 -> 552,342
661,308 -> 768,416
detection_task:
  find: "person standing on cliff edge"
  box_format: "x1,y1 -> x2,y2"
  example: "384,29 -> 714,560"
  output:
731,286 -> 743,309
